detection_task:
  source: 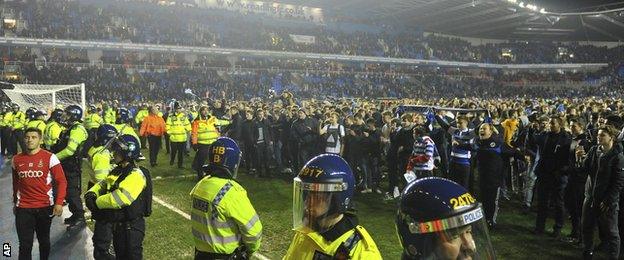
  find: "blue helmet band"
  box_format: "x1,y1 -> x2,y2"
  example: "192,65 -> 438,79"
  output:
405,206 -> 483,234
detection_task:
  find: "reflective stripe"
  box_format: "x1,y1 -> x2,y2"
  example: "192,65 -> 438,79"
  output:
111,191 -> 127,206
450,152 -> 471,159
192,228 -> 241,244
94,169 -> 108,175
243,230 -> 262,242
191,212 -> 234,228
243,214 -> 260,230
119,188 -> 135,203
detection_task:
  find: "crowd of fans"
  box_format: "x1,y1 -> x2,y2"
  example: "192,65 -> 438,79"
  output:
2,0 -> 624,64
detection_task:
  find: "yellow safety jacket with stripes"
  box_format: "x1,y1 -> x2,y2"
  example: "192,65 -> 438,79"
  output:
166,112 -> 191,142
55,122 -> 88,160
84,113 -> 103,130
88,165 -> 146,210
104,108 -> 117,124
88,146 -> 111,184
44,121 -> 64,150
2,111 -> 14,128
26,119 -> 46,134
135,109 -> 149,125
283,225 -> 382,260
12,111 -> 26,130
114,123 -> 141,146
190,176 -> 262,255
191,116 -> 230,145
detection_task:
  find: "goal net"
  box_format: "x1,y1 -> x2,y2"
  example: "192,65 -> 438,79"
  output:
1,82 -> 86,114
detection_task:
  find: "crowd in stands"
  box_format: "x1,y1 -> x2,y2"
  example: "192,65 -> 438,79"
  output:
2,0 -> 624,64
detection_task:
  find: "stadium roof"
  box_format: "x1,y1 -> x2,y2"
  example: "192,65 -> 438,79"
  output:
279,0 -> 624,42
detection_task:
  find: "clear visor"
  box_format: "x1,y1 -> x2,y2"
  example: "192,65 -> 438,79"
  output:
293,177 -> 346,233
402,206 -> 496,260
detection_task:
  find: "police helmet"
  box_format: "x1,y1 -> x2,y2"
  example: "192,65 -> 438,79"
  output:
110,134 -> 141,161
50,108 -> 64,122
116,108 -> 131,124
11,103 -> 20,111
293,154 -> 355,233
396,177 -> 495,260
64,105 -> 83,123
202,137 -> 241,178
88,105 -> 97,113
95,124 -> 118,147
25,107 -> 38,120
34,110 -> 46,119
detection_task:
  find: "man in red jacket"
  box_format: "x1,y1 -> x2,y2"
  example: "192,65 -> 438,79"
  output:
12,127 -> 67,260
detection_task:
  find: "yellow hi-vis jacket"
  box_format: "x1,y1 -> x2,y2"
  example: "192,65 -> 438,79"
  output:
12,111 -> 26,130
84,113 -> 103,130
190,176 -> 262,255
166,112 -> 191,142
114,124 -> 141,146
88,166 -> 146,209
44,121 -> 64,150
283,225 -> 382,260
104,108 -> 117,124
56,122 -> 88,160
26,119 -> 46,134
2,111 -> 14,128
135,109 -> 149,125
191,116 -> 230,145
88,146 -> 111,184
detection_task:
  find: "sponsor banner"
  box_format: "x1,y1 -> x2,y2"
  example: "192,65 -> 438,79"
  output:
197,0 -> 323,22
289,34 -> 315,44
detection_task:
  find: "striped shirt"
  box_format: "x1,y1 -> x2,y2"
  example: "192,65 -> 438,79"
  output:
407,136 -> 439,171
449,128 -> 475,165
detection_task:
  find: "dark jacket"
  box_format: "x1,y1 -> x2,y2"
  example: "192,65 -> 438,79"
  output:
292,116 -> 319,145
253,117 -> 272,145
582,144 -> 624,207
459,136 -> 517,188
532,130 -> 572,178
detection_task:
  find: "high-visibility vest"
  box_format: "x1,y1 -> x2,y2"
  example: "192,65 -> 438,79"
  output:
283,225 -> 382,260
135,109 -> 149,125
12,111 -> 26,130
166,113 -> 191,142
88,166 -> 146,210
84,113 -> 103,130
2,111 -> 14,128
88,146 -> 111,183
44,121 -> 64,149
190,176 -> 262,255
26,119 -> 46,134
114,124 -> 141,146
191,116 -> 230,145
55,122 -> 88,161
104,109 -> 117,124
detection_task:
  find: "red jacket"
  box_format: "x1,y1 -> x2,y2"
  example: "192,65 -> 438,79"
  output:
12,149 -> 67,208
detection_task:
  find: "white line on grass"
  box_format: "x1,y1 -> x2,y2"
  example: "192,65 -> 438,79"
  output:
153,174 -> 195,180
152,196 -> 272,260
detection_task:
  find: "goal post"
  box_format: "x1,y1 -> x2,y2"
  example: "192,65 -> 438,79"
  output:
0,82 -> 86,115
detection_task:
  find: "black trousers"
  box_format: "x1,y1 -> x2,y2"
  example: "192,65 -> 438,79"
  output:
564,177 -> 585,238
170,141 -> 185,167
386,156 -> 398,193
242,141 -> 256,173
1,126 -> 10,155
164,134 -> 171,154
9,128 -> 21,155
66,173 -> 85,217
147,135 -> 162,166
535,174 -> 567,232
255,142 -> 270,176
87,182 -> 114,260
582,201 -> 620,259
480,185 -> 500,225
448,163 -> 471,189
113,218 -> 145,260
192,144 -> 210,177
15,129 -> 26,154
15,206 -> 53,260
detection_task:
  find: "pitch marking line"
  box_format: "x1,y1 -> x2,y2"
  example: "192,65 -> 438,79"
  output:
152,196 -> 271,260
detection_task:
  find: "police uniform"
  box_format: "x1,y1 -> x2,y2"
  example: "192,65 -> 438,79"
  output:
114,123 -> 141,146
191,115 -> 230,178
84,110 -> 103,156
26,119 -> 47,136
87,144 -> 114,260
283,218 -> 381,260
11,109 -> 26,154
104,108 -> 117,125
166,112 -> 191,168
54,117 -> 89,223
135,108 -> 149,147
44,120 -> 65,150
87,162 -> 149,260
190,176 -> 262,258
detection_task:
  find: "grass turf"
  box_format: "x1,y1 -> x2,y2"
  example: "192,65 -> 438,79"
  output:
80,148 -> 592,259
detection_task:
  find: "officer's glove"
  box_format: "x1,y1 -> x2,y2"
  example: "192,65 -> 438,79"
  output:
85,192 -> 98,212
